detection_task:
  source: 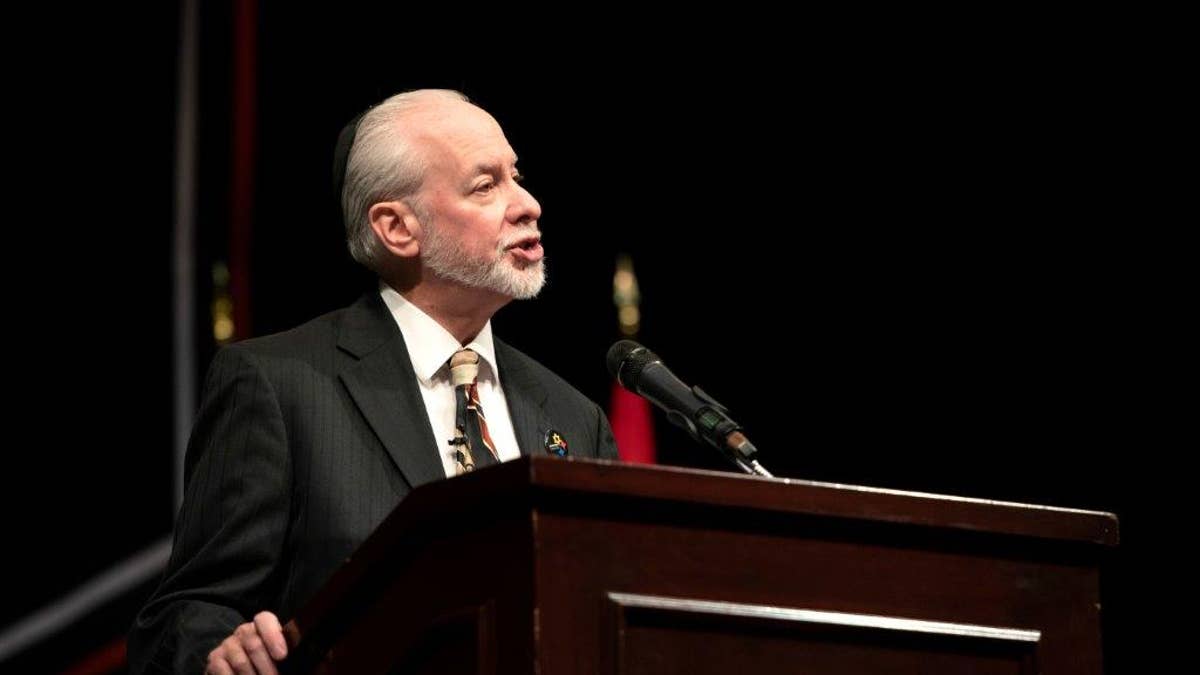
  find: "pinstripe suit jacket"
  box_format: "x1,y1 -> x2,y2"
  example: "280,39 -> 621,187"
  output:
128,291 -> 618,674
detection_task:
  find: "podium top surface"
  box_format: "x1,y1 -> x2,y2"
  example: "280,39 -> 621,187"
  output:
418,456 -> 1119,547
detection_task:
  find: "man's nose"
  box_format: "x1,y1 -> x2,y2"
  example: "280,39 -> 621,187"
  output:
507,182 -> 542,226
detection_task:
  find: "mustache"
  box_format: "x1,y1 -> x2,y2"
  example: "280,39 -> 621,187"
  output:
498,227 -> 541,250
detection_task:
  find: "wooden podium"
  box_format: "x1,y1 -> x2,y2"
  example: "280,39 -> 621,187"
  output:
281,457 -> 1117,674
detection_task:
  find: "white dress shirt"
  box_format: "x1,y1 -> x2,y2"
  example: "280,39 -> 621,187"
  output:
379,283 -> 522,478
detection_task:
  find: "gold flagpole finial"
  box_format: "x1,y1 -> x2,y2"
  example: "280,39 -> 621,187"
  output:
613,253 -> 641,337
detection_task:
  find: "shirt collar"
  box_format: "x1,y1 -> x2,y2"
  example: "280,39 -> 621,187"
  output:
379,282 -> 499,386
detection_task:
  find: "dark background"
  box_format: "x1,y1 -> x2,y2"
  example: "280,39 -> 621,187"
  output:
3,4 -> 1169,672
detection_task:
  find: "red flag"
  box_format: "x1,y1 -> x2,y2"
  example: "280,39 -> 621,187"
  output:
610,380 -> 656,463
609,253 -> 654,462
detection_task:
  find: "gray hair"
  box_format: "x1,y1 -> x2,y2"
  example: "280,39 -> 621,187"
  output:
341,89 -> 470,272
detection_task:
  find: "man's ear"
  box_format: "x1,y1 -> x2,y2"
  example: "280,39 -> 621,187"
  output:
368,200 -> 423,259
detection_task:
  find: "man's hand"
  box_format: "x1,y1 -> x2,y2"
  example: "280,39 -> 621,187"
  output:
205,611 -> 288,674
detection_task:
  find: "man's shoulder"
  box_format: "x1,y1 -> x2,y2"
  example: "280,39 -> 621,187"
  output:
233,307 -> 345,357
495,339 -> 598,410
220,293 -> 383,364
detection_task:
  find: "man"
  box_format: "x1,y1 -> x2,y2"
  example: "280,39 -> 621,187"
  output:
129,89 -> 619,674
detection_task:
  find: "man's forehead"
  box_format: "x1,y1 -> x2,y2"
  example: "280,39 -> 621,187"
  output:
409,121 -> 516,173
465,154 -> 520,177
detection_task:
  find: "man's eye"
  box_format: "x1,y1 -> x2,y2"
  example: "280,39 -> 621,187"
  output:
475,182 -> 495,193
513,173 -> 525,184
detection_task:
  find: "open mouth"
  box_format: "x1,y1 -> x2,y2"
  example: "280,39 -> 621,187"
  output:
507,236 -> 541,251
506,236 -> 544,262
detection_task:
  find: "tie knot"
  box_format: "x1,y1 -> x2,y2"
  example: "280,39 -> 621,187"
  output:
449,348 -> 480,387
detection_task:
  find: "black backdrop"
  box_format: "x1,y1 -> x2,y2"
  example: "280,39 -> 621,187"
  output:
3,4 -> 1164,672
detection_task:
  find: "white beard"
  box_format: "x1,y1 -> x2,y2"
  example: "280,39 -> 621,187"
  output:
422,220 -> 546,300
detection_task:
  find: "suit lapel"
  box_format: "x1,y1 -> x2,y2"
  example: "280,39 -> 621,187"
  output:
495,339 -> 550,457
336,293 -> 445,490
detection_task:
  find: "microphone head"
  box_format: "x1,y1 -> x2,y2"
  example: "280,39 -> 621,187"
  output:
606,340 -> 658,391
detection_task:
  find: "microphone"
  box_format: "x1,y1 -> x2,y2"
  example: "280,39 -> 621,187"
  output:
606,340 -> 772,477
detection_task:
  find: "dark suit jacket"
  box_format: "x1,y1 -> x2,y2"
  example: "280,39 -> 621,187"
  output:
128,292 -> 618,674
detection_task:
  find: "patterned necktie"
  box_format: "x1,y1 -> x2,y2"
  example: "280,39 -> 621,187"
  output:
448,348 -> 498,474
